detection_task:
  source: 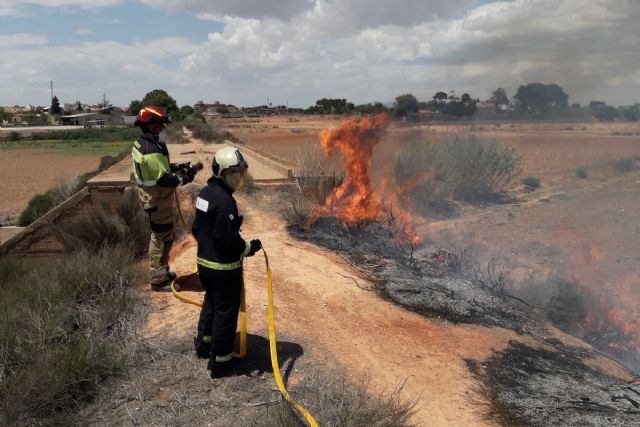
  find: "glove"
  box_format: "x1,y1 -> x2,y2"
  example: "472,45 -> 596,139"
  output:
247,239 -> 262,257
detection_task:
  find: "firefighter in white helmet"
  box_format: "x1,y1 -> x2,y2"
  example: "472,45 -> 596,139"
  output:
191,146 -> 262,378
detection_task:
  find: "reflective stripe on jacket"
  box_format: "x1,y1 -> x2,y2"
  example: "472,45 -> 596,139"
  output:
192,177 -> 251,270
131,135 -> 172,186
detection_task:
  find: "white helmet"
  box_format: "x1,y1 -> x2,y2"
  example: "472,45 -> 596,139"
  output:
212,146 -> 248,178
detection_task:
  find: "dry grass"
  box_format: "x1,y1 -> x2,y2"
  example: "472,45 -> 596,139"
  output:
54,189 -> 150,257
395,136 -> 522,208
247,373 -> 416,427
0,246 -> 143,425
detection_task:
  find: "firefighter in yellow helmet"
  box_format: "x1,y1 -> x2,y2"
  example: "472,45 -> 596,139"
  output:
191,146 -> 262,377
131,106 -> 197,291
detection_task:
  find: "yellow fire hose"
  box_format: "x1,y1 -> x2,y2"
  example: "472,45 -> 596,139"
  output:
169,250 -> 318,427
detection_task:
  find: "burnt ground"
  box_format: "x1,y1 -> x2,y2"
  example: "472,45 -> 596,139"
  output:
293,217 -> 534,334
288,215 -> 640,426
469,341 -> 640,427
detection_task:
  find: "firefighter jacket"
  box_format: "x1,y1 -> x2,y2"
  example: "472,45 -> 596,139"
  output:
131,134 -> 181,209
192,177 -> 251,271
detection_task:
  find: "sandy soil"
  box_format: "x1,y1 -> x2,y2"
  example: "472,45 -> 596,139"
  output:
145,208 -> 507,426
0,150 -> 101,222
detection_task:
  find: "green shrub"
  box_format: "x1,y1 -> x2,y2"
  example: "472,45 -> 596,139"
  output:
395,136 -> 522,206
30,126 -> 138,142
0,246 -> 141,425
576,169 -> 588,179
8,131 -> 21,141
522,176 -> 541,188
17,189 -> 65,226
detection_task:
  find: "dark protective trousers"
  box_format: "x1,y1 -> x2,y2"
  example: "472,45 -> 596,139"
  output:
197,267 -> 242,360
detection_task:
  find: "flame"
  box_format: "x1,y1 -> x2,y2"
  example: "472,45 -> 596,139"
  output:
307,113 -> 428,245
558,228 -> 640,364
309,114 -> 389,226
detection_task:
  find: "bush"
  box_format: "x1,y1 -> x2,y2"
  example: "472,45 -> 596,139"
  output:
522,176 -> 541,189
29,126 -> 139,142
395,137 -> 522,206
576,169 -> 588,179
0,246 -> 141,425
55,189 -> 150,257
247,373 -> 415,427
294,144 -> 342,205
17,189 -> 66,226
8,131 -> 20,141
164,122 -> 189,144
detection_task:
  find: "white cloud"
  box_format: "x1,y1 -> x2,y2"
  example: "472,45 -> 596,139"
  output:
0,0 -> 120,16
0,37 -> 202,106
173,0 -> 640,106
2,0 -> 640,107
0,33 -> 48,47
76,28 -> 91,36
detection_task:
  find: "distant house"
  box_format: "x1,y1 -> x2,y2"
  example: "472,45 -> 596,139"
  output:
5,105 -> 33,114
194,101 -> 239,116
61,107 -> 125,127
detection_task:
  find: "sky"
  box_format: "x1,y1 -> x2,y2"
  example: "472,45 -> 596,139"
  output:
1,0 -> 639,108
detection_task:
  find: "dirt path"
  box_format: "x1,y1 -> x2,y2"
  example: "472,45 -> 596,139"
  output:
144,194 -> 537,426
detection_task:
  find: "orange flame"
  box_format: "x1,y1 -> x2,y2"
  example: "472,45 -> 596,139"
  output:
310,114 -> 389,226
307,113 -> 428,245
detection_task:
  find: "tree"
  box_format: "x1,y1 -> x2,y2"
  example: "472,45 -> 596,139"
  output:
395,94 -> 419,114
513,83 -> 569,115
0,107 -> 13,123
461,93 -> 472,104
590,103 -> 619,121
126,100 -> 143,116
354,102 -> 389,114
490,88 -> 509,106
141,89 -> 179,118
50,95 -> 62,115
433,91 -> 448,103
442,100 -> 477,117
74,101 -> 84,112
180,105 -> 195,116
314,98 -> 354,114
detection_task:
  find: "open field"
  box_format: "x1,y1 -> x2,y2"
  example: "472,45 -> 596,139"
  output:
217,115 -> 640,186
0,140 -> 131,222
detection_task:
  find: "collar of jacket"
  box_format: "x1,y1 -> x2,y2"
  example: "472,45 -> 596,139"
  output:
207,176 -> 235,194
141,132 -> 162,145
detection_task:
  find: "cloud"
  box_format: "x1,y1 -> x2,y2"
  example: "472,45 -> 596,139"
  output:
76,28 -> 91,36
140,0 -> 314,21
0,0 -> 121,16
0,37 -> 202,106
175,0 -> 640,106
0,33 -> 48,47
2,0 -> 640,107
